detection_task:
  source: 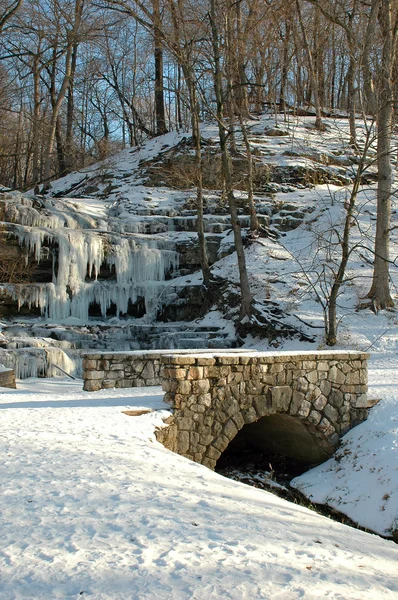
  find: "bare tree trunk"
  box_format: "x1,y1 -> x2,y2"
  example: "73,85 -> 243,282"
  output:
296,0 -> 324,130
32,54 -> 41,189
65,42 -> 79,174
280,20 -> 291,117
42,0 -> 84,190
209,0 -> 252,319
361,0 -> 379,116
153,0 -> 168,135
347,48 -> 357,147
368,0 -> 395,309
186,72 -> 211,286
326,160 -> 364,344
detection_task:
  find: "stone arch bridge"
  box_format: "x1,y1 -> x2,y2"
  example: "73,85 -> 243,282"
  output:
156,351 -> 370,469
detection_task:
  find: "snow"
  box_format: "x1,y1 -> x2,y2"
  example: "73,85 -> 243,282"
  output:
0,374 -> 397,599
292,352 -> 398,538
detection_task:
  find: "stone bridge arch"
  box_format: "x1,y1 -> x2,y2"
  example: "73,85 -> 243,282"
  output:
156,351 -> 369,470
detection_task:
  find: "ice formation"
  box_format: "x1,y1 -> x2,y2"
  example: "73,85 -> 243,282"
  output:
0,193 -> 179,323
0,347 -> 80,379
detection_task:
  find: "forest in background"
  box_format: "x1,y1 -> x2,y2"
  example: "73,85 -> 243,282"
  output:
0,0 -> 394,189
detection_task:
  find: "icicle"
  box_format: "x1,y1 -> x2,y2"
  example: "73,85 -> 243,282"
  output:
0,347 -> 81,379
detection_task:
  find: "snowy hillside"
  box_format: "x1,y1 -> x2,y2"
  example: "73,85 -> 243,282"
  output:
0,114 -> 396,372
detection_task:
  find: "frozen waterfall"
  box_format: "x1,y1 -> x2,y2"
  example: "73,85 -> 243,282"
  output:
1,224 -> 179,322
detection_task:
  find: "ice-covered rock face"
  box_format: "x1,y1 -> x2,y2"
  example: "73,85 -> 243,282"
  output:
0,193 -> 179,323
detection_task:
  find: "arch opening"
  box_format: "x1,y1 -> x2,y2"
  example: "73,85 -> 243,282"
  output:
216,414 -> 333,481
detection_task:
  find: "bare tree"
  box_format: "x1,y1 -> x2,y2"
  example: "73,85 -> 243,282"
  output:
367,0 -> 398,309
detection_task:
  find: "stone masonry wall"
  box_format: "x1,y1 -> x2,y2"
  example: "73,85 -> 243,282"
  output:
82,349 -> 253,392
156,351 -> 369,470
82,351 -> 164,391
0,368 -> 16,388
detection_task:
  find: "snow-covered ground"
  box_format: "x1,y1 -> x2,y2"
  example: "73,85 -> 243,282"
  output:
292,352 -> 398,538
0,369 -> 397,600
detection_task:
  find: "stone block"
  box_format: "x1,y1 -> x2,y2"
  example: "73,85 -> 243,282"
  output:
177,416 -> 194,431
303,360 -> 317,370
198,393 -> 212,407
190,404 -> 206,414
247,381 -> 263,395
204,366 -> 217,378
328,366 -> 345,384
103,370 -> 124,380
163,392 -> 174,406
271,386 -> 292,411
297,400 -> 311,418
0,370 -> 16,389
217,356 -> 240,365
187,366 -> 204,380
192,379 -> 210,394
306,370 -> 318,384
329,388 -> 344,408
82,358 -> 97,370
219,366 -> 230,377
223,419 -> 238,440
319,379 -> 331,397
276,371 -> 286,385
239,357 -> 251,365
243,407 -> 258,424
115,380 -> 133,388
328,432 -> 340,446
305,385 -> 321,402
230,372 -> 244,384
162,367 -> 187,379
232,412 -> 245,430
323,404 -> 339,423
313,394 -> 327,411
253,395 -> 270,417
190,431 -> 200,446
108,362 -> 124,370
85,370 -> 105,380
173,394 -> 188,409
224,397 -> 240,417
351,394 -> 368,408
317,361 -> 330,371
318,417 -> 335,436
212,433 -> 230,452
141,363 -> 155,380
260,375 -> 275,385
202,457 -> 216,470
243,366 -> 252,380
176,380 -> 192,395
83,380 -> 102,392
290,391 -> 305,415
196,357 -> 216,366
308,410 -> 322,425
102,380 -> 116,389
207,446 -> 221,460
163,356 -> 196,365
211,421 -> 223,437
177,430 -> 190,453
295,377 -> 309,393
285,370 -> 293,385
